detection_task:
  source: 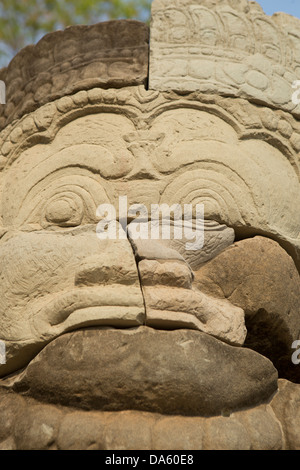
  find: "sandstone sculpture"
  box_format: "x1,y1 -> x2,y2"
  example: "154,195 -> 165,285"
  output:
0,0 -> 300,450
149,0 -> 300,117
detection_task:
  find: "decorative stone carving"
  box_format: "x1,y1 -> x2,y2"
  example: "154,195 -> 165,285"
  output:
0,1 -> 299,451
128,230 -> 246,346
4,327 -> 277,416
0,387 -> 285,450
149,0 -> 300,117
0,20 -> 149,132
0,234 -> 145,377
129,219 -> 236,270
1,87 -> 299,270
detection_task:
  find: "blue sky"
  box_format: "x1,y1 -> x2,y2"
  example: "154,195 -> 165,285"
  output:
146,0 -> 300,19
251,0 -> 300,18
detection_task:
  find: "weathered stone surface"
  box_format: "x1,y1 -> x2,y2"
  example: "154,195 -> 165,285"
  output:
1,88 -> 299,275
203,404 -> 283,450
10,327 -> 278,417
14,404 -> 63,450
142,284 -> 246,346
57,412 -> 107,451
128,219 -> 235,270
151,416 -> 206,450
128,237 -> 187,263
0,388 -> 286,450
270,379 -> 300,450
103,411 -> 156,451
138,259 -> 193,289
133,243 -> 246,345
232,405 -> 283,451
165,220 -> 235,270
149,0 -> 300,117
0,20 -> 149,131
0,437 -> 16,450
0,391 -> 26,442
0,3 -> 299,451
129,223 -> 245,346
202,416 -> 251,450
0,234 -> 145,378
194,236 -> 300,382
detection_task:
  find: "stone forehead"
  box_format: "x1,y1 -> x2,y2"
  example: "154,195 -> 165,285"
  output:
0,86 -> 300,179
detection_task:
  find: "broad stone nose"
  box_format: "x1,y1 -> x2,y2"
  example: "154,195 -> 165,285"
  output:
74,247 -> 139,287
127,223 -> 246,347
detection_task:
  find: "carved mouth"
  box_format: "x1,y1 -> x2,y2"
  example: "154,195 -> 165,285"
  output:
0,223 -> 299,388
0,284 -> 145,378
29,286 -> 145,337
1,230 -> 299,429
5,326 -> 278,418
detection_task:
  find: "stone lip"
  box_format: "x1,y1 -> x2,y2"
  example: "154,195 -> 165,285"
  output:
0,20 -> 149,131
10,326 -> 278,417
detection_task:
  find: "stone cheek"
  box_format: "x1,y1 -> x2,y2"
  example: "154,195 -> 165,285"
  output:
0,233 -> 145,378
194,236 -> 300,383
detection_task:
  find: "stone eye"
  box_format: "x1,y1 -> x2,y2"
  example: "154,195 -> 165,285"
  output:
43,195 -> 84,227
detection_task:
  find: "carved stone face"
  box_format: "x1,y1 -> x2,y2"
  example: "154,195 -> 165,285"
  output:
0,94 -> 300,381
0,87 -> 300,451
0,0 -> 300,450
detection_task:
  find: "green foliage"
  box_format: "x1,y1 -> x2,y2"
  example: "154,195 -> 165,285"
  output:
0,0 -> 152,66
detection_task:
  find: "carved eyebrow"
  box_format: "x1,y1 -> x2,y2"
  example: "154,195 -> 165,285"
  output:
8,142 -> 128,187
2,166 -> 109,227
